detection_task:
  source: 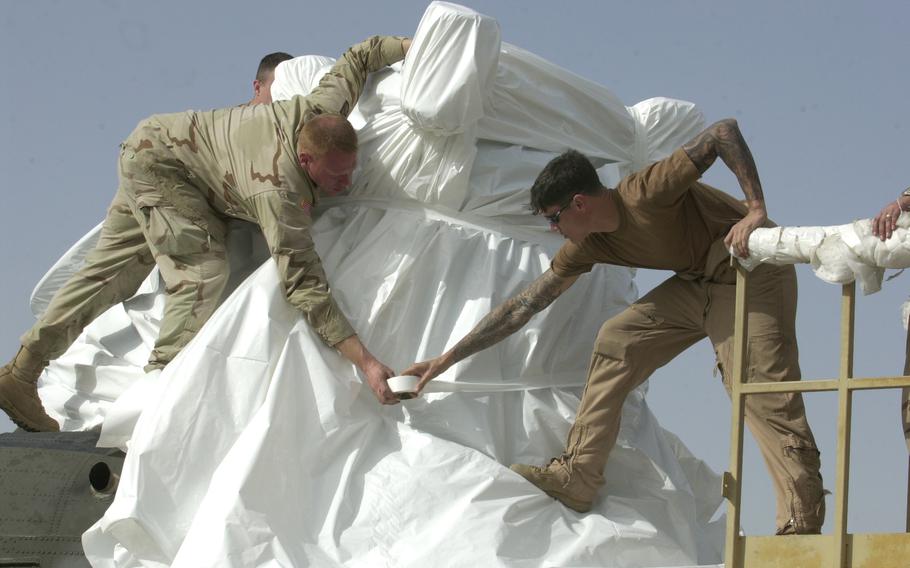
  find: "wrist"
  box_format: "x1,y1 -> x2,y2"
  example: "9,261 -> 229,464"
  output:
744,198 -> 765,211
437,351 -> 456,374
358,352 -> 379,373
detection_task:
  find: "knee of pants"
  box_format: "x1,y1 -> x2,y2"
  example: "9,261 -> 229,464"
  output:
715,333 -> 800,387
748,333 -> 800,383
593,327 -> 637,371
588,334 -> 651,399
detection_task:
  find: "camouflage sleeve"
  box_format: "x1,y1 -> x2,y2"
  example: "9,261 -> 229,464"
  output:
299,35 -> 408,118
245,191 -> 356,346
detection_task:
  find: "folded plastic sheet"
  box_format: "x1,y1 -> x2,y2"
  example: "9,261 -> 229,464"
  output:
739,213 -> 910,295
30,3 -> 727,566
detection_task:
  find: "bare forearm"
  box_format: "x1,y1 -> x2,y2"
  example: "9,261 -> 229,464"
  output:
683,118 -> 765,208
335,334 -> 370,369
444,270 -> 575,366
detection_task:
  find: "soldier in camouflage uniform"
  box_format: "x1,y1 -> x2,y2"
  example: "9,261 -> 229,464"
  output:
248,51 -> 294,105
0,35 -> 411,432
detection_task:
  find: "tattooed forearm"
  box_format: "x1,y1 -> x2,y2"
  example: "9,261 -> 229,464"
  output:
683,118 -> 765,205
450,270 -> 572,362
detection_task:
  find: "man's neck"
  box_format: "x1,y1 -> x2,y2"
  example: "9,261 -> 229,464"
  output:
590,187 -> 620,233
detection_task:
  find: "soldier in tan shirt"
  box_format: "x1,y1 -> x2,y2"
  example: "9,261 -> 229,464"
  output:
407,118 -> 826,535
0,35 -> 411,433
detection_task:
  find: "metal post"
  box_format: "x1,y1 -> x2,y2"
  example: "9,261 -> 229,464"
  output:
724,265 -> 749,568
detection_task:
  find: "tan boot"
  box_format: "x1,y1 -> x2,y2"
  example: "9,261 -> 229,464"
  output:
0,346 -> 59,432
510,457 -> 599,513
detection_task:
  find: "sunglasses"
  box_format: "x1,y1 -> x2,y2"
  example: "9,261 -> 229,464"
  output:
544,199 -> 573,225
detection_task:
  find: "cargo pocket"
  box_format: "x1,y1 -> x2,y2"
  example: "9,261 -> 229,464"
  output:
782,435 -> 825,533
140,205 -> 212,257
628,302 -> 665,327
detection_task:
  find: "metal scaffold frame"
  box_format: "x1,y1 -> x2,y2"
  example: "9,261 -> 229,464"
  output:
723,265 -> 910,568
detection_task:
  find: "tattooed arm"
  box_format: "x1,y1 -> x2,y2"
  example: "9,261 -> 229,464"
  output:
683,118 -> 767,257
403,269 -> 579,392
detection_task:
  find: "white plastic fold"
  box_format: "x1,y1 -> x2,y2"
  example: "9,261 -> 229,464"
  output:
739,213 -> 910,295
31,3 -> 728,566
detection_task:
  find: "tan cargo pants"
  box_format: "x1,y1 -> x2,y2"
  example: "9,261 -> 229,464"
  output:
902,320 -> 910,453
22,127 -> 228,371
564,262 -> 825,533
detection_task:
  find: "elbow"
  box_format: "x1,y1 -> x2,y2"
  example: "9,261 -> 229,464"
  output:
714,118 -> 740,136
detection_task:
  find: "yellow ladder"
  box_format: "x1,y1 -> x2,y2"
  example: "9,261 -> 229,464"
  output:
723,265 -> 910,567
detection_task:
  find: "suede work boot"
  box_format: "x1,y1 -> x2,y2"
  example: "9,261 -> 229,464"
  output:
510,458 -> 598,513
0,346 -> 59,432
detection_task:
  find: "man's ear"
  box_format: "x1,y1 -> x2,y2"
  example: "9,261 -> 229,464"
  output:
572,193 -> 586,211
298,152 -> 311,168
252,79 -> 262,96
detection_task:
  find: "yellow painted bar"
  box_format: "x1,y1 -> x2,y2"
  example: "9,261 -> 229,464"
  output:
832,282 -> 855,566
739,375 -> 910,395
727,277 -> 910,566
740,533 -> 910,568
724,265 -> 749,568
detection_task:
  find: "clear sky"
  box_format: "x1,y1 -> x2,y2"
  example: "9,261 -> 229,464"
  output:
2,0 -> 908,538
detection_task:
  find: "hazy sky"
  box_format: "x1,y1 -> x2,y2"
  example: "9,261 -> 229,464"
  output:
2,0 -> 909,538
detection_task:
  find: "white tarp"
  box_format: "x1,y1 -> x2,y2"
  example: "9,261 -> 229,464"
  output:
739,213 -> 910,295
31,3 -> 725,566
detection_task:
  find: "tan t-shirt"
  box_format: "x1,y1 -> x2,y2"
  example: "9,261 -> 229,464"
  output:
552,148 -> 770,282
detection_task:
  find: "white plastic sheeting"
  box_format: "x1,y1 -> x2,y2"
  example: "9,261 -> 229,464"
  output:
30,3 -> 727,566
739,213 -> 910,295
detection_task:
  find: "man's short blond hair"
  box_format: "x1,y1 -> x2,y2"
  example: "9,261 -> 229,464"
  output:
297,113 -> 358,157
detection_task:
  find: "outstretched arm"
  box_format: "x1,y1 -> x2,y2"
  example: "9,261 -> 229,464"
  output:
404,269 -> 579,392
303,35 -> 410,118
683,118 -> 766,257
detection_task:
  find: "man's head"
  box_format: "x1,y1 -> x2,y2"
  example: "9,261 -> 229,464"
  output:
530,149 -> 605,242
250,51 -> 293,105
298,113 -> 358,194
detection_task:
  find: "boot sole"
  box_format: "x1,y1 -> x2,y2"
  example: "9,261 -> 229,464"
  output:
510,465 -> 594,513
540,489 -> 592,513
0,391 -> 57,432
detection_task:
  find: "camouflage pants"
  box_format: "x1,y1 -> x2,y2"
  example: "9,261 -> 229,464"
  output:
22,129 -> 228,370
564,263 -> 825,533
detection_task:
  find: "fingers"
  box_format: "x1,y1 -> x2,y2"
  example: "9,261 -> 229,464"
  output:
736,230 -> 749,258
874,203 -> 902,241
875,212 -> 895,241
416,374 -> 433,393
375,379 -> 398,405
872,214 -> 884,238
367,369 -> 399,405
724,227 -> 749,258
401,363 -> 423,377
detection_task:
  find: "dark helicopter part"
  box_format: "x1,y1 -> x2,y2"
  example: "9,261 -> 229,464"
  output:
0,431 -> 125,567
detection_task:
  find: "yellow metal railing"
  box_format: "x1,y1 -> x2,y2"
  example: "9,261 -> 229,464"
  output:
723,265 -> 910,568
